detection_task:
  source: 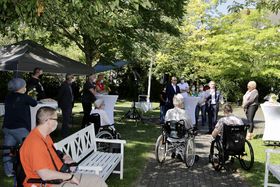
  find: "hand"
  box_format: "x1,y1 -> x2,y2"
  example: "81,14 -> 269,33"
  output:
70,176 -> 80,185
63,155 -> 74,164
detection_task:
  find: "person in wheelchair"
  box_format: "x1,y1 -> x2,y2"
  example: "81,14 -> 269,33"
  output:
165,94 -> 193,159
165,94 -> 192,131
209,104 -> 254,170
20,106 -> 107,187
90,99 -> 119,138
211,104 -> 244,139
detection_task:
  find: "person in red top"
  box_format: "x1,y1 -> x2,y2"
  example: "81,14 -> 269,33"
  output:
20,106 -> 107,187
96,74 -> 106,94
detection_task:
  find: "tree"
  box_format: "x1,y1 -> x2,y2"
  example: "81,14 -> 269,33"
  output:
0,0 -> 188,66
154,0 -> 280,101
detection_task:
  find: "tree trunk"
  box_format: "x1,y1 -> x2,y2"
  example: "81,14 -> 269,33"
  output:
83,35 -> 98,67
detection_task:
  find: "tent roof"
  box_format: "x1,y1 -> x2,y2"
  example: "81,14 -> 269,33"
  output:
0,40 -> 93,75
94,60 -> 129,73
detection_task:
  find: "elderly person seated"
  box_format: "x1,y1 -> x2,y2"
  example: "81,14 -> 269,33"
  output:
20,106 -> 107,187
212,104 -> 244,139
90,99 -> 115,130
165,94 -> 192,132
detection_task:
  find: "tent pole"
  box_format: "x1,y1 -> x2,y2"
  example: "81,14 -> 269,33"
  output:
147,57 -> 154,103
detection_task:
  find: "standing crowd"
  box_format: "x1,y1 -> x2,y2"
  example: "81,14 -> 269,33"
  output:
160,76 -> 259,140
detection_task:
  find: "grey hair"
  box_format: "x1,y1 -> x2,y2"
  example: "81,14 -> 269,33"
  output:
173,94 -> 184,107
248,81 -> 257,89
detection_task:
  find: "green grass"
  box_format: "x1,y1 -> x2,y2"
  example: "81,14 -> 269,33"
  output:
1,102 -> 280,187
0,101 -> 161,187
239,137 -> 280,187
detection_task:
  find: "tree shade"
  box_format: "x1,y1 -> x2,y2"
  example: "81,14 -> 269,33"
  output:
0,40 -> 93,75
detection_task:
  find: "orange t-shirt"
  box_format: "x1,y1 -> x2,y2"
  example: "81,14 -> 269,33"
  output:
20,128 -> 63,187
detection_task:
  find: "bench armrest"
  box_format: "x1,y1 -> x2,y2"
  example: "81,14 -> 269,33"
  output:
95,138 -> 126,145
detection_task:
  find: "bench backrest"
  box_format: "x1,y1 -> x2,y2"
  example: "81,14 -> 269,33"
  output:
54,124 -> 97,163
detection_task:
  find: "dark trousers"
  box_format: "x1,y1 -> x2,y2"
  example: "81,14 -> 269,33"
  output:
160,105 -> 166,124
245,105 -> 258,133
195,104 -> 206,127
208,104 -> 219,132
61,106 -> 72,138
82,102 -> 92,129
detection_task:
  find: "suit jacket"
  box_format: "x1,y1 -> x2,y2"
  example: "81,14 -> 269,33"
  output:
205,89 -> 221,108
57,81 -> 73,109
165,83 -> 180,109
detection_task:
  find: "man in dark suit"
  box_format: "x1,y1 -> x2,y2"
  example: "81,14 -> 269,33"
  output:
57,74 -> 75,138
205,81 -> 223,134
165,76 -> 180,112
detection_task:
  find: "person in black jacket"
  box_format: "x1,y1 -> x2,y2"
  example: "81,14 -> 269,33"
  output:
81,74 -> 97,129
27,67 -> 46,100
57,74 -> 75,138
165,76 -> 180,112
2,78 -> 37,177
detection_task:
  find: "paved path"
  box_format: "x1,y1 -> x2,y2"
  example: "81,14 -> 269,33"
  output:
136,106 -> 264,187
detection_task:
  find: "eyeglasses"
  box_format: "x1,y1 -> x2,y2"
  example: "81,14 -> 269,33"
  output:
172,79 -> 177,81
49,118 -> 58,121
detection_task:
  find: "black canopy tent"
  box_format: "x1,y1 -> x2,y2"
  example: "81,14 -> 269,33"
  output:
0,40 -> 93,75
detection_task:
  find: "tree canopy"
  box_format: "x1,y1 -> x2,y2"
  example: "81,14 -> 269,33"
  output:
0,0 -> 188,66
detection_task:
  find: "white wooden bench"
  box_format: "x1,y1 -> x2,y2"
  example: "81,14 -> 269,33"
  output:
264,149 -> 280,187
54,124 -> 126,180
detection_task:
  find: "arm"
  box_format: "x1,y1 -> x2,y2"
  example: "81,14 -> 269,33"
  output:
25,95 -> 38,107
37,169 -> 79,185
57,84 -> 66,102
243,90 -> 258,108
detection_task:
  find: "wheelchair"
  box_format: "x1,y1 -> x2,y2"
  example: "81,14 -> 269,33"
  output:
209,124 -> 254,171
155,120 -> 196,167
89,113 -> 121,152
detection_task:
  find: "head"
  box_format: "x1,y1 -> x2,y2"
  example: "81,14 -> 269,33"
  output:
33,67 -> 43,76
65,73 -> 75,83
209,81 -> 216,89
247,81 -> 257,91
94,99 -> 105,109
223,104 -> 233,115
8,78 -> 26,93
173,94 -> 184,108
97,74 -> 104,81
180,77 -> 185,84
199,85 -> 204,91
171,76 -> 177,85
88,74 -> 96,83
36,106 -> 58,134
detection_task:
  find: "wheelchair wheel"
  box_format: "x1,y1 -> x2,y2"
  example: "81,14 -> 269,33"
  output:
96,130 -> 114,152
155,135 -> 167,163
184,138 -> 195,167
239,139 -> 254,170
209,140 -> 224,171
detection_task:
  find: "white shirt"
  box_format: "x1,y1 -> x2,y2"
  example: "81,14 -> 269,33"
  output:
90,108 -> 112,126
177,82 -> 189,92
210,89 -> 216,104
165,107 -> 192,129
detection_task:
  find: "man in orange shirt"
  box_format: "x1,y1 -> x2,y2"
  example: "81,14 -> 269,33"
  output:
20,106 -> 107,187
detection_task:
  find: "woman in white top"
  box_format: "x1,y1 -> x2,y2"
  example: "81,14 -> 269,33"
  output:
242,81 -> 259,140
90,99 -> 114,129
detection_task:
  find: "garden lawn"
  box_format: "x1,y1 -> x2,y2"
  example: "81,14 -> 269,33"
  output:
0,101 -> 161,187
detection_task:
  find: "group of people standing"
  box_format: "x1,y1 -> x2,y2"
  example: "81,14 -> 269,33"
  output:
160,76 -> 259,140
